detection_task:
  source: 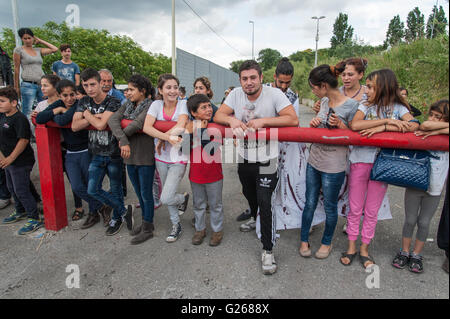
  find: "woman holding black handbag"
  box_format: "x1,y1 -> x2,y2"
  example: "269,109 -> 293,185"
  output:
340,69 -> 419,269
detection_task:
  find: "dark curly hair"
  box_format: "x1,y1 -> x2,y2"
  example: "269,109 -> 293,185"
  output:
128,74 -> 155,99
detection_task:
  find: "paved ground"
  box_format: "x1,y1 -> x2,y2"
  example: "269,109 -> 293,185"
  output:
0,104 -> 448,299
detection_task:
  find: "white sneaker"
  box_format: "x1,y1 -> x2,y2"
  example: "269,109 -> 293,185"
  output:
239,217 -> 256,232
0,198 -> 11,210
261,250 -> 277,275
166,223 -> 182,243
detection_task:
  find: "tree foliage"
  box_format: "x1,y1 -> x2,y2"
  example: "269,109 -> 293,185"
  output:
257,48 -> 282,71
405,7 -> 425,42
384,15 -> 405,48
0,21 -> 171,84
426,5 -> 448,39
229,60 -> 245,74
330,13 -> 354,49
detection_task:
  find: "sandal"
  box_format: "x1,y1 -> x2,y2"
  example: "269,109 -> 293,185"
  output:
340,252 -> 357,266
359,253 -> 375,269
72,209 -> 85,221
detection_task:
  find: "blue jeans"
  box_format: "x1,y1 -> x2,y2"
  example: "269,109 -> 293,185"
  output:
87,155 -> 125,221
301,163 -> 345,246
127,165 -> 155,223
65,151 -> 103,214
20,81 -> 43,117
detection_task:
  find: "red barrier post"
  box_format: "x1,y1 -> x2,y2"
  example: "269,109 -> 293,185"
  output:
34,123 -> 67,231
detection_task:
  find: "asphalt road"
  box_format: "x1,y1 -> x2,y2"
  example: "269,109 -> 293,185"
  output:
0,104 -> 448,299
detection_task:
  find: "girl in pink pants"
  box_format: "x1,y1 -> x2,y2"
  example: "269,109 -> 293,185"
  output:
340,69 -> 419,269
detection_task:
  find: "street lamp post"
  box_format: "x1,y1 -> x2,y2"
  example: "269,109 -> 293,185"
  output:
311,16 -> 325,67
172,0 -> 176,75
249,20 -> 254,60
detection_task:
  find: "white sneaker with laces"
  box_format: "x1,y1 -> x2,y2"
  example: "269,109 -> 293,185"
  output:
261,250 -> 277,275
239,217 -> 256,232
166,223 -> 182,243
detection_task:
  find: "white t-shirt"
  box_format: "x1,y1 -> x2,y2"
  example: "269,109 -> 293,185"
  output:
147,99 -> 189,164
428,151 -> 449,196
224,86 -> 292,162
349,103 -> 410,164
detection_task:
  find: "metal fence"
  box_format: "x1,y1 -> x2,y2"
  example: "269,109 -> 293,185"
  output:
176,48 -> 240,105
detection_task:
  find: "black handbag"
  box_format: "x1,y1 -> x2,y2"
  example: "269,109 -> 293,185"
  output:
370,148 -> 436,191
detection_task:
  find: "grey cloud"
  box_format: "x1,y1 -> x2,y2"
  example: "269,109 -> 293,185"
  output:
1,0 -> 245,31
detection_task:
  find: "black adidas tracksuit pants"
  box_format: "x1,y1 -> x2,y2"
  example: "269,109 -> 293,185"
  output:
238,159 -> 278,251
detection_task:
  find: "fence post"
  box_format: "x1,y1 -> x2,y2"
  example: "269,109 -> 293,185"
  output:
35,124 -> 67,231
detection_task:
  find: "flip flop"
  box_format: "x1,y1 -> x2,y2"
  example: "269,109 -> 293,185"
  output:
359,254 -> 375,269
340,252 -> 357,266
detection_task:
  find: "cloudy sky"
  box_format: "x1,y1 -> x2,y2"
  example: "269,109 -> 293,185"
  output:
1,0 -> 448,68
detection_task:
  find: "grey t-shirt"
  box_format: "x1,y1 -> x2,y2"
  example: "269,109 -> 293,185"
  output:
224,86 -> 292,162
308,97 -> 359,173
13,47 -> 44,83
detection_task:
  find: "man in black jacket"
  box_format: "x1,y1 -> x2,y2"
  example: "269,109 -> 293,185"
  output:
0,46 -> 14,87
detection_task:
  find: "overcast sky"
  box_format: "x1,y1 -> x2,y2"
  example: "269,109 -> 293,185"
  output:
1,0 -> 448,68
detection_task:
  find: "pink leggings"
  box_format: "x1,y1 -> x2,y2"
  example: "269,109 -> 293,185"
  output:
347,163 -> 388,245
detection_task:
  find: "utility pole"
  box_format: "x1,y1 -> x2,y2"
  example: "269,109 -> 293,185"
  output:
249,20 -> 254,60
11,0 -> 21,48
430,0 -> 439,39
311,16 -> 325,67
172,0 -> 176,75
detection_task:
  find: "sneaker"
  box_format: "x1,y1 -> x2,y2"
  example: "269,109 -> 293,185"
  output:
178,193 -> 189,216
392,250 -> 410,269
2,210 -> 27,224
236,208 -> 251,221
0,198 -> 11,209
18,219 -> 44,235
408,254 -> 424,273
261,250 -> 277,275
239,217 -> 256,232
122,205 -> 134,231
106,218 -> 123,236
166,223 -> 182,243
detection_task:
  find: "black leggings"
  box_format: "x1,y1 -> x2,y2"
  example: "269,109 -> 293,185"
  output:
238,159 -> 278,251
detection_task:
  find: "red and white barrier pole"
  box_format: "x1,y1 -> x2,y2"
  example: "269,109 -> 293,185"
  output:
33,120 -> 449,231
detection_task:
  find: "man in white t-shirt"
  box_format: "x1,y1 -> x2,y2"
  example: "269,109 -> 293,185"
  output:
214,60 -> 298,275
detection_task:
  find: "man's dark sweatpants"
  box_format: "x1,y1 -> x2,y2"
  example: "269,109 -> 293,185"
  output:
238,159 -> 278,251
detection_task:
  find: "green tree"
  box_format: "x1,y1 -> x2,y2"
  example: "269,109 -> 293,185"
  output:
330,13 -> 354,49
257,48 -> 282,71
426,5 -> 448,38
384,15 -> 405,48
405,7 -> 425,42
0,21 -> 171,85
229,60 -> 245,74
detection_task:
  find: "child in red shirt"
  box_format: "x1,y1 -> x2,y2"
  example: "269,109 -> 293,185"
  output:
186,94 -> 224,246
